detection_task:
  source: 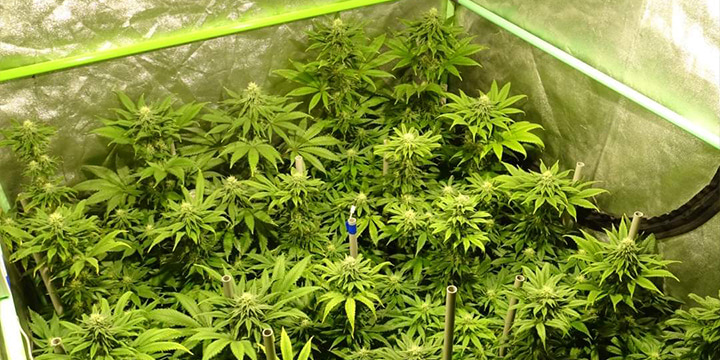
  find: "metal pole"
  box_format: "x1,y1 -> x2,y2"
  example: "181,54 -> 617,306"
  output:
499,275 -> 525,357
572,162 -> 585,182
628,211 -> 644,239
50,337 -> 66,354
262,328 -> 276,360
442,285 -> 457,360
221,275 -> 235,298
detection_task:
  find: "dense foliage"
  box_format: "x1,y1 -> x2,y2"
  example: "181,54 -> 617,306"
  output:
0,10 -> 707,360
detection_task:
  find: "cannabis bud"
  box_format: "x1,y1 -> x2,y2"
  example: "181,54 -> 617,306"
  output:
355,192 -> 367,203
139,106 -> 152,118
404,209 -> 416,221
48,212 -> 64,228
22,120 -> 37,132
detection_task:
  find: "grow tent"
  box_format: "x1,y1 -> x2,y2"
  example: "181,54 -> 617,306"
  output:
0,0 -> 718,359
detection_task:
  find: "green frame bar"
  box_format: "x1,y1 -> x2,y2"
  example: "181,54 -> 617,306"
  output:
0,0 -> 398,83
0,185 -> 29,360
457,0 -> 720,150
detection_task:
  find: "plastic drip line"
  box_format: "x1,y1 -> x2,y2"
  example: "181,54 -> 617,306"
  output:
456,0 -> 720,150
0,0 -> 399,83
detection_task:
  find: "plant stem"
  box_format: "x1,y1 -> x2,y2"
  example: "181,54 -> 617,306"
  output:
16,199 -> 65,315
262,328 -> 276,360
499,274 -> 525,357
442,285 -> 457,360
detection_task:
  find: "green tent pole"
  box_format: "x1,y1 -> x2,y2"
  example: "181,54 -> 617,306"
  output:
0,185 -> 30,360
456,0 -> 720,150
0,0 -> 399,83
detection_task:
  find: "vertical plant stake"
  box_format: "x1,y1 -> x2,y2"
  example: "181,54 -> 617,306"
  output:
346,205 -> 358,258
295,155 -> 306,175
382,139 -> 389,176
442,285 -> 458,360
572,162 -> 585,182
629,211 -> 644,239
263,328 -> 277,360
33,253 -> 63,316
499,274 -> 525,357
221,274 -> 235,298
50,337 -> 65,354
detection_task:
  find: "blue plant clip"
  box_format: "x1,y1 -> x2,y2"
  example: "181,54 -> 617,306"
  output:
345,220 -> 357,235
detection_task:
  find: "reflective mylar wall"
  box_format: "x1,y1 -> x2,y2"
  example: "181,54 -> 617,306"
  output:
455,0 -> 720,303
0,0 -> 442,200
455,0 -> 720,218
0,0 -> 351,70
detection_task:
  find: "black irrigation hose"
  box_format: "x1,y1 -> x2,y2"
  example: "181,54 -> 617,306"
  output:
578,166 -> 720,239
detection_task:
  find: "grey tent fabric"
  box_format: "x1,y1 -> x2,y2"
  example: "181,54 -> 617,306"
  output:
0,0 -> 442,199
454,0 -> 720,218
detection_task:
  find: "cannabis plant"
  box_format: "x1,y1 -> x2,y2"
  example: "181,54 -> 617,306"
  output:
570,218 -> 677,316
149,171 -> 226,251
498,161 -> 605,219
155,258 -> 317,359
387,8 -> 483,83
12,201 -> 127,274
268,328 -> 313,360
207,83 -> 305,143
95,92 -> 203,163
430,192 -> 491,252
508,264 -> 588,360
379,334 -> 441,360
452,308 -> 498,358
31,292 -> 188,360
441,82 -> 543,168
75,166 -> 141,213
667,291 -> 720,359
277,17 -> 393,119
395,293 -> 443,339
316,255 -> 388,341
374,125 -> 441,192
0,119 -> 55,162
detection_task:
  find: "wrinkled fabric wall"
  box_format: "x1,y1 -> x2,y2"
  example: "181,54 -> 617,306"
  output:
0,0 -> 442,200
0,0 -> 349,70
661,213 -> 720,306
455,0 -> 720,218
454,0 -> 720,302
